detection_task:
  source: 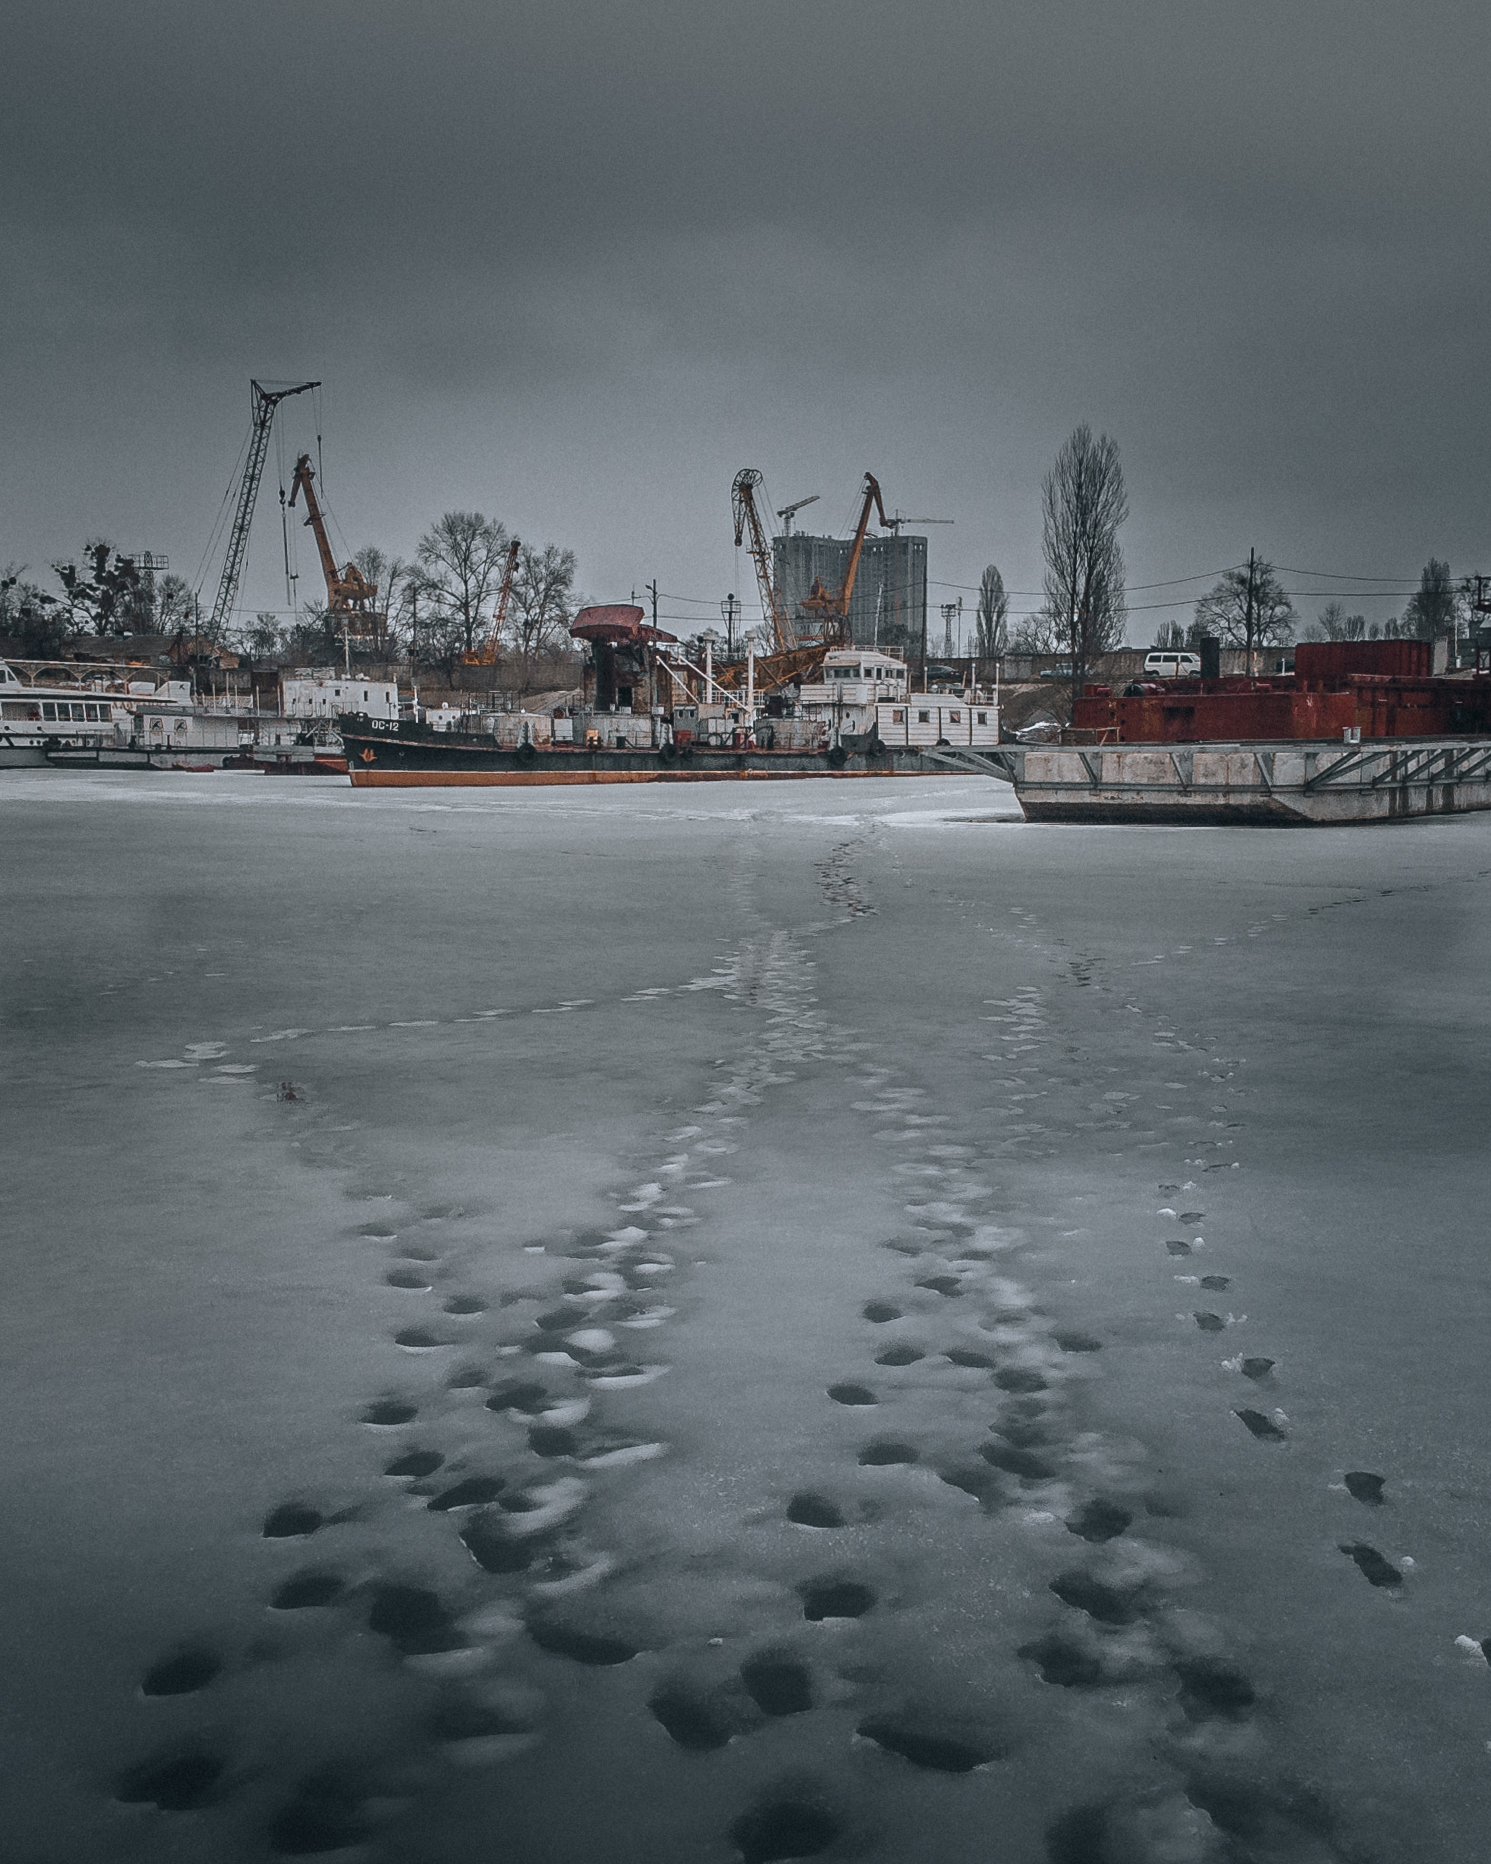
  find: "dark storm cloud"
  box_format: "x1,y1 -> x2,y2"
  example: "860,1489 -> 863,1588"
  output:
4,1 -> 1489,623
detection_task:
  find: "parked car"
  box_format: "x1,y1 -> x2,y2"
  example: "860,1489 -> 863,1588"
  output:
1142,651 -> 1201,678
1037,662 -> 1075,679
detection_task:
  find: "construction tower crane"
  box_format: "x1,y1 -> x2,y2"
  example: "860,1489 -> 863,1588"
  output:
731,469 -> 795,654
778,493 -> 820,536
207,379 -> 318,638
288,453 -> 379,620
797,471 -> 889,643
882,511 -> 953,534
461,538 -> 522,666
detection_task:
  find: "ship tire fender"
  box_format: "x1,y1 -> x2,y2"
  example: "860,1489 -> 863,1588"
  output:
827,743 -> 849,768
514,741 -> 538,767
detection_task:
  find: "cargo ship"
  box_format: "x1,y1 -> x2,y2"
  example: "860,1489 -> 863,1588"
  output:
340,606 -> 999,786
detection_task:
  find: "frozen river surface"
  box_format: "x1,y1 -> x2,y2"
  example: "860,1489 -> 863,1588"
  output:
3,770 -> 1490,1864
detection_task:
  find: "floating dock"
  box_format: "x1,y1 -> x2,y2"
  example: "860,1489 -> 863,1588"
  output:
931,737 -> 1491,825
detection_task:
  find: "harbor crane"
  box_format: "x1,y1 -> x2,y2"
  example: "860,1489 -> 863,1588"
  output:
461,537 -> 523,666
206,378 -> 318,638
797,470 -> 889,643
288,453 -> 379,620
731,469 -> 797,654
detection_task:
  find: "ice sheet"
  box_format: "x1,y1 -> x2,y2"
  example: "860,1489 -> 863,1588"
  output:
2,768 -> 1487,1861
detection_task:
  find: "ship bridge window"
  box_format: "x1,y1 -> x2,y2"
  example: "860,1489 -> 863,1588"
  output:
918,710 -> 930,723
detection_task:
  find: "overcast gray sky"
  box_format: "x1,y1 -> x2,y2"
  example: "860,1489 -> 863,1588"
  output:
4,0 -> 1488,639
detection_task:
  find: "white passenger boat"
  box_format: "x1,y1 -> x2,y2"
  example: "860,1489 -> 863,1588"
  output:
0,661 -> 130,767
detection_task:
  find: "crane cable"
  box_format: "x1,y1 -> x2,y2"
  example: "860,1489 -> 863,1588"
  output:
190,424 -> 253,604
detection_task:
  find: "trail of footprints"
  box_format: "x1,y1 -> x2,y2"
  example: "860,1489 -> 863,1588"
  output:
115,915 -> 1472,1863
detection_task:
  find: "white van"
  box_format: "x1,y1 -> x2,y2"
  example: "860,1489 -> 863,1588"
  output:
1142,651 -> 1201,678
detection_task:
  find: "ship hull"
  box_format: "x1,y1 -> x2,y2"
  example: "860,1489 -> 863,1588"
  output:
339,723 -> 949,784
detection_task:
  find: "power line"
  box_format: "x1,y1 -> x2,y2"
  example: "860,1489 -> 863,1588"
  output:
929,567 -> 1242,597
1273,565 -> 1425,583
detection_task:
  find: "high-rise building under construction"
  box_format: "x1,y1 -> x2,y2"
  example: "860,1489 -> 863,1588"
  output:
772,532 -> 928,654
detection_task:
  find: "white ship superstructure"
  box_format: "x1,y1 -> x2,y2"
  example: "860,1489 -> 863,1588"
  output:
797,648 -> 999,747
0,661 -> 130,766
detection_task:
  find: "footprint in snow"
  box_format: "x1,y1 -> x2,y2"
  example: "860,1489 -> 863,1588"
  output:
263,1502 -> 323,1539
787,1492 -> 844,1528
740,1653 -> 813,1716
141,1647 -> 222,1697
116,1749 -> 226,1811
270,1570 -> 345,1610
729,1801 -> 840,1864
1339,1542 -> 1403,1588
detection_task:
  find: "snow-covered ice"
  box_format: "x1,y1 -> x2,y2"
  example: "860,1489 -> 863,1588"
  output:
2,767 -> 1489,1861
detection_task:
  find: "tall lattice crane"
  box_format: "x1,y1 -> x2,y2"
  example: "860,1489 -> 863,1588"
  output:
288,453 -> 379,619
207,379 -> 318,638
731,469 -> 796,654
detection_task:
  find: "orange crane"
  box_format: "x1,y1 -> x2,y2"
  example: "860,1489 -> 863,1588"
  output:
731,469 -> 795,654
797,471 -> 889,642
287,454 -> 379,620
461,538 -> 522,666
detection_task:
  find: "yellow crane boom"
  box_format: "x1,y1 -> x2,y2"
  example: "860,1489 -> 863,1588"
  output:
288,454 -> 378,616
461,538 -> 522,666
797,471 -> 888,643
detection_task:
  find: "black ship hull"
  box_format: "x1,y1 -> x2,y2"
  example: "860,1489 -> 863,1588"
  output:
338,718 -> 951,785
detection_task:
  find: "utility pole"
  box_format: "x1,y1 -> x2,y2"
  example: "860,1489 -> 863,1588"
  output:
646,580 -> 659,633
1245,546 -> 1257,677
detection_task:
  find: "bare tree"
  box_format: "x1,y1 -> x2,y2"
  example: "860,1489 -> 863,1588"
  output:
507,542 -> 577,687
1404,558 -> 1455,642
1,565 -> 66,655
1305,599 -> 1366,642
414,512 -> 511,662
975,564 -> 1008,665
1193,553 -> 1294,674
350,544 -> 410,655
1008,610 -> 1060,654
52,539 -> 148,636
242,613 -> 285,660
1040,425 -> 1128,706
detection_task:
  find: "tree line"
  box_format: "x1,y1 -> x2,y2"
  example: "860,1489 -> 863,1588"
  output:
1153,555 -> 1476,664
1,511 -> 581,687
969,428 -> 1482,697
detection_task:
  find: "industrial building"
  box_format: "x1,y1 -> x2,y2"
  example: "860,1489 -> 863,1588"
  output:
773,532 -> 927,654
